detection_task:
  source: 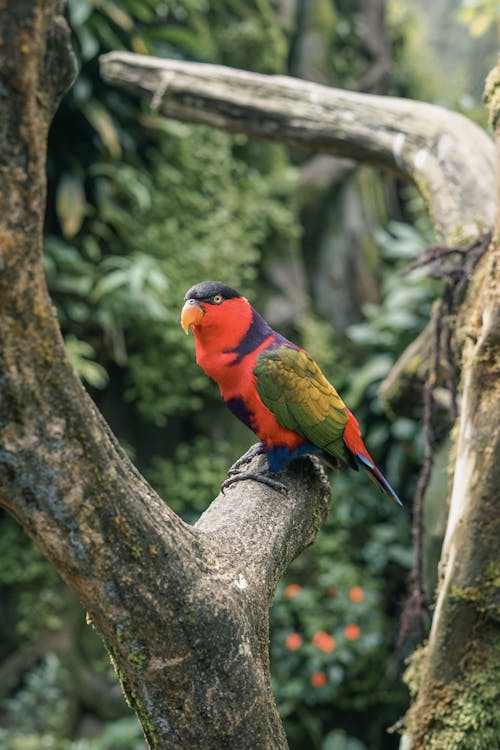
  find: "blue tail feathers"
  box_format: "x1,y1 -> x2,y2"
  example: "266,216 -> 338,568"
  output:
355,453 -> 403,507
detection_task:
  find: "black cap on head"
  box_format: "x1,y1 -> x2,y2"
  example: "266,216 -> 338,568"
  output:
184,281 -> 241,301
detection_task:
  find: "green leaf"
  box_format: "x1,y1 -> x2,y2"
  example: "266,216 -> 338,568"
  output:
56,174 -> 86,238
344,354 -> 393,407
322,729 -> 368,750
67,0 -> 93,26
74,23 -> 100,61
82,101 -> 122,158
125,0 -> 156,22
101,0 -> 134,31
65,335 -> 109,388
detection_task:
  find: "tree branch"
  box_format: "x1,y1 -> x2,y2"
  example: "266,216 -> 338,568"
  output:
100,53 -> 495,242
196,455 -> 331,594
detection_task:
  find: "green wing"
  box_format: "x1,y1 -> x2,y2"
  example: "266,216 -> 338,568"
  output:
254,345 -> 349,461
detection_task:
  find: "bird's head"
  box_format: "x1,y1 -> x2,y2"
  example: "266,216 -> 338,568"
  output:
181,281 -> 253,345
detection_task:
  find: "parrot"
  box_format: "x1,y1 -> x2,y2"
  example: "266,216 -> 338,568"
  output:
181,280 -> 402,506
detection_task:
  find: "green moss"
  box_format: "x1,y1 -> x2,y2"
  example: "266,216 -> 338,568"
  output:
450,584 -> 483,606
311,502 -> 327,534
114,515 -> 131,537
485,561 -> 500,588
106,645 -> 158,748
406,634 -> 500,750
447,222 -> 486,248
112,515 -> 144,559
424,644 -> 500,750
128,650 -> 146,669
451,561 -> 500,622
403,644 -> 427,699
116,627 -> 126,644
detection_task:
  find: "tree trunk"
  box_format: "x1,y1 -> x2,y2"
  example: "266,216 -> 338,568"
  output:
0,4 -> 330,748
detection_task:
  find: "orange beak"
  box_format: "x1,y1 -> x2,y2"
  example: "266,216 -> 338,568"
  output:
181,299 -> 204,334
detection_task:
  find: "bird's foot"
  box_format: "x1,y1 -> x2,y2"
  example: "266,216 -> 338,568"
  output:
223,443 -> 287,494
221,470 -> 288,495
227,442 -> 266,476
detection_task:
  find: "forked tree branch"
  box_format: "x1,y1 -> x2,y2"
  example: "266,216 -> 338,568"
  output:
0,3 -> 330,748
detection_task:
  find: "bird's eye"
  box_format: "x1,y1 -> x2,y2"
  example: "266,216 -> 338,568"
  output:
212,294 -> 223,304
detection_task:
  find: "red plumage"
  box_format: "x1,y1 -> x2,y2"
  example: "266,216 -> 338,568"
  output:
181,281 -> 402,505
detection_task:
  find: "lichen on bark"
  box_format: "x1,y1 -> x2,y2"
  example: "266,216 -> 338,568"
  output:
484,57 -> 500,131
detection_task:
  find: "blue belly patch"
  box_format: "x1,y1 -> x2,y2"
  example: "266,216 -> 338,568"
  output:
265,442 -> 322,473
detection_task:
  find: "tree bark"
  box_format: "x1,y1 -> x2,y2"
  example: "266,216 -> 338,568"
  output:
99,54 -> 500,749
0,4 -> 330,749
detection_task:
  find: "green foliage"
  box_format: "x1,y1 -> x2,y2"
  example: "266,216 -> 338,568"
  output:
206,0 -> 289,74
459,0 -> 500,38
0,712 -> 143,750
388,1 -> 442,101
345,220 -> 438,405
1,654 -> 72,739
44,234 -> 170,369
147,436 -> 233,522
323,730 -> 367,750
0,518 -> 67,648
65,336 -> 109,388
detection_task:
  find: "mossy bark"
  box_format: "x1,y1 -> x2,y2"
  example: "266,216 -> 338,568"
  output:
403,238 -> 500,749
0,3 -> 331,748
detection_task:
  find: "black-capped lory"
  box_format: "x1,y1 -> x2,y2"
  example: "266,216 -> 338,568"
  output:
181,281 -> 402,506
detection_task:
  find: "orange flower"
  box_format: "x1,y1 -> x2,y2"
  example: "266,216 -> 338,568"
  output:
344,623 -> 361,641
312,630 -> 336,653
310,671 -> 327,688
284,583 -> 302,599
349,586 -> 365,603
285,632 -> 302,651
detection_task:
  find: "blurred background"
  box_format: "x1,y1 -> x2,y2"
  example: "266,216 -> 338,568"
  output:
0,1 -> 497,748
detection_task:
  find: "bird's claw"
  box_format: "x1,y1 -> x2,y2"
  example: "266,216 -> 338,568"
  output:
227,443 -> 266,476
221,471 -> 288,495
223,443 -> 287,494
